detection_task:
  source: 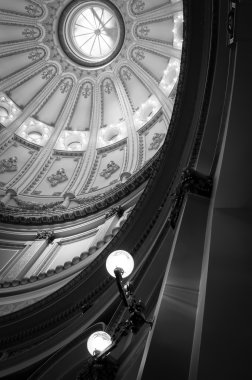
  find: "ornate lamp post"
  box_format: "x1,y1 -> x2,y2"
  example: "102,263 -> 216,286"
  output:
87,250 -> 153,363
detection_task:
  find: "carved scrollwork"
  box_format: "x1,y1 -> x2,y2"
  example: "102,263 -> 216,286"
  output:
0,157 -> 18,174
131,0 -> 146,15
133,47 -> 145,61
121,68 -> 132,81
22,27 -> 40,40
100,161 -> 120,179
28,48 -> 44,62
148,133 -> 165,150
47,168 -> 68,187
60,79 -> 73,94
103,80 -> 114,95
41,67 -> 57,80
25,2 -> 43,17
36,230 -> 54,242
136,25 -> 150,38
105,205 -> 124,220
82,83 -> 92,98
75,193 -> 106,205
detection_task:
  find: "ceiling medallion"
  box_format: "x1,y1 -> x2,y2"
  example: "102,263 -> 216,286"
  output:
58,0 -> 125,68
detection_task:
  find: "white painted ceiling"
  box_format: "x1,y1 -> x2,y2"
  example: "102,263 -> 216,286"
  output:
0,0 -> 183,220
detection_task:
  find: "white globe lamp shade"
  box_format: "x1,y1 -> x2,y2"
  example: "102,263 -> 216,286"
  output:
87,331 -> 112,356
106,250 -> 134,278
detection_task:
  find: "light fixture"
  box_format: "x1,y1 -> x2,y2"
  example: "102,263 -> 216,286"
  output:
105,250 -> 134,278
87,331 -> 113,356
86,250 -> 153,362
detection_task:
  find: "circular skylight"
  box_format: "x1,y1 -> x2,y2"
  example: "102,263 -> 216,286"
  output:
59,1 -> 125,67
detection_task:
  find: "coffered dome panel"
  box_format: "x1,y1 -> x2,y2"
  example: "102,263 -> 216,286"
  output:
0,0 -> 183,223
16,118 -> 54,146
0,94 -> 20,127
68,81 -> 93,131
9,64 -> 56,108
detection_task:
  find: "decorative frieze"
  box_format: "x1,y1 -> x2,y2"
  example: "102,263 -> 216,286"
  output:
0,153 -> 156,223
14,197 -> 62,211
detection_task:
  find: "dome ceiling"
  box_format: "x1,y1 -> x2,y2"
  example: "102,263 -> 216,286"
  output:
0,0 -> 183,224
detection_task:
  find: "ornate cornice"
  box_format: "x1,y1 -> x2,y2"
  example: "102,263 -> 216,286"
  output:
0,213 -> 127,290
0,152 -> 156,223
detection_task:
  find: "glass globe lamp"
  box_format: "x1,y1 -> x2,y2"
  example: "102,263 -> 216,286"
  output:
87,331 -> 112,356
106,250 -> 134,278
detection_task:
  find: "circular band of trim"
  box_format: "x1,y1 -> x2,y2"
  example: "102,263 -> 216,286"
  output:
58,0 -> 125,67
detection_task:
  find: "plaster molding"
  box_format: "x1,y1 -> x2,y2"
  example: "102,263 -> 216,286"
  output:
12,76 -> 77,193
0,74 -> 60,146
129,0 -> 182,18
0,0 -> 182,222
128,56 -> 173,120
138,39 -> 182,59
0,0 -> 44,19
0,204 -> 131,289
0,55 -> 47,93
113,71 -> 138,173
72,82 -> 102,195
133,14 -> 174,46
